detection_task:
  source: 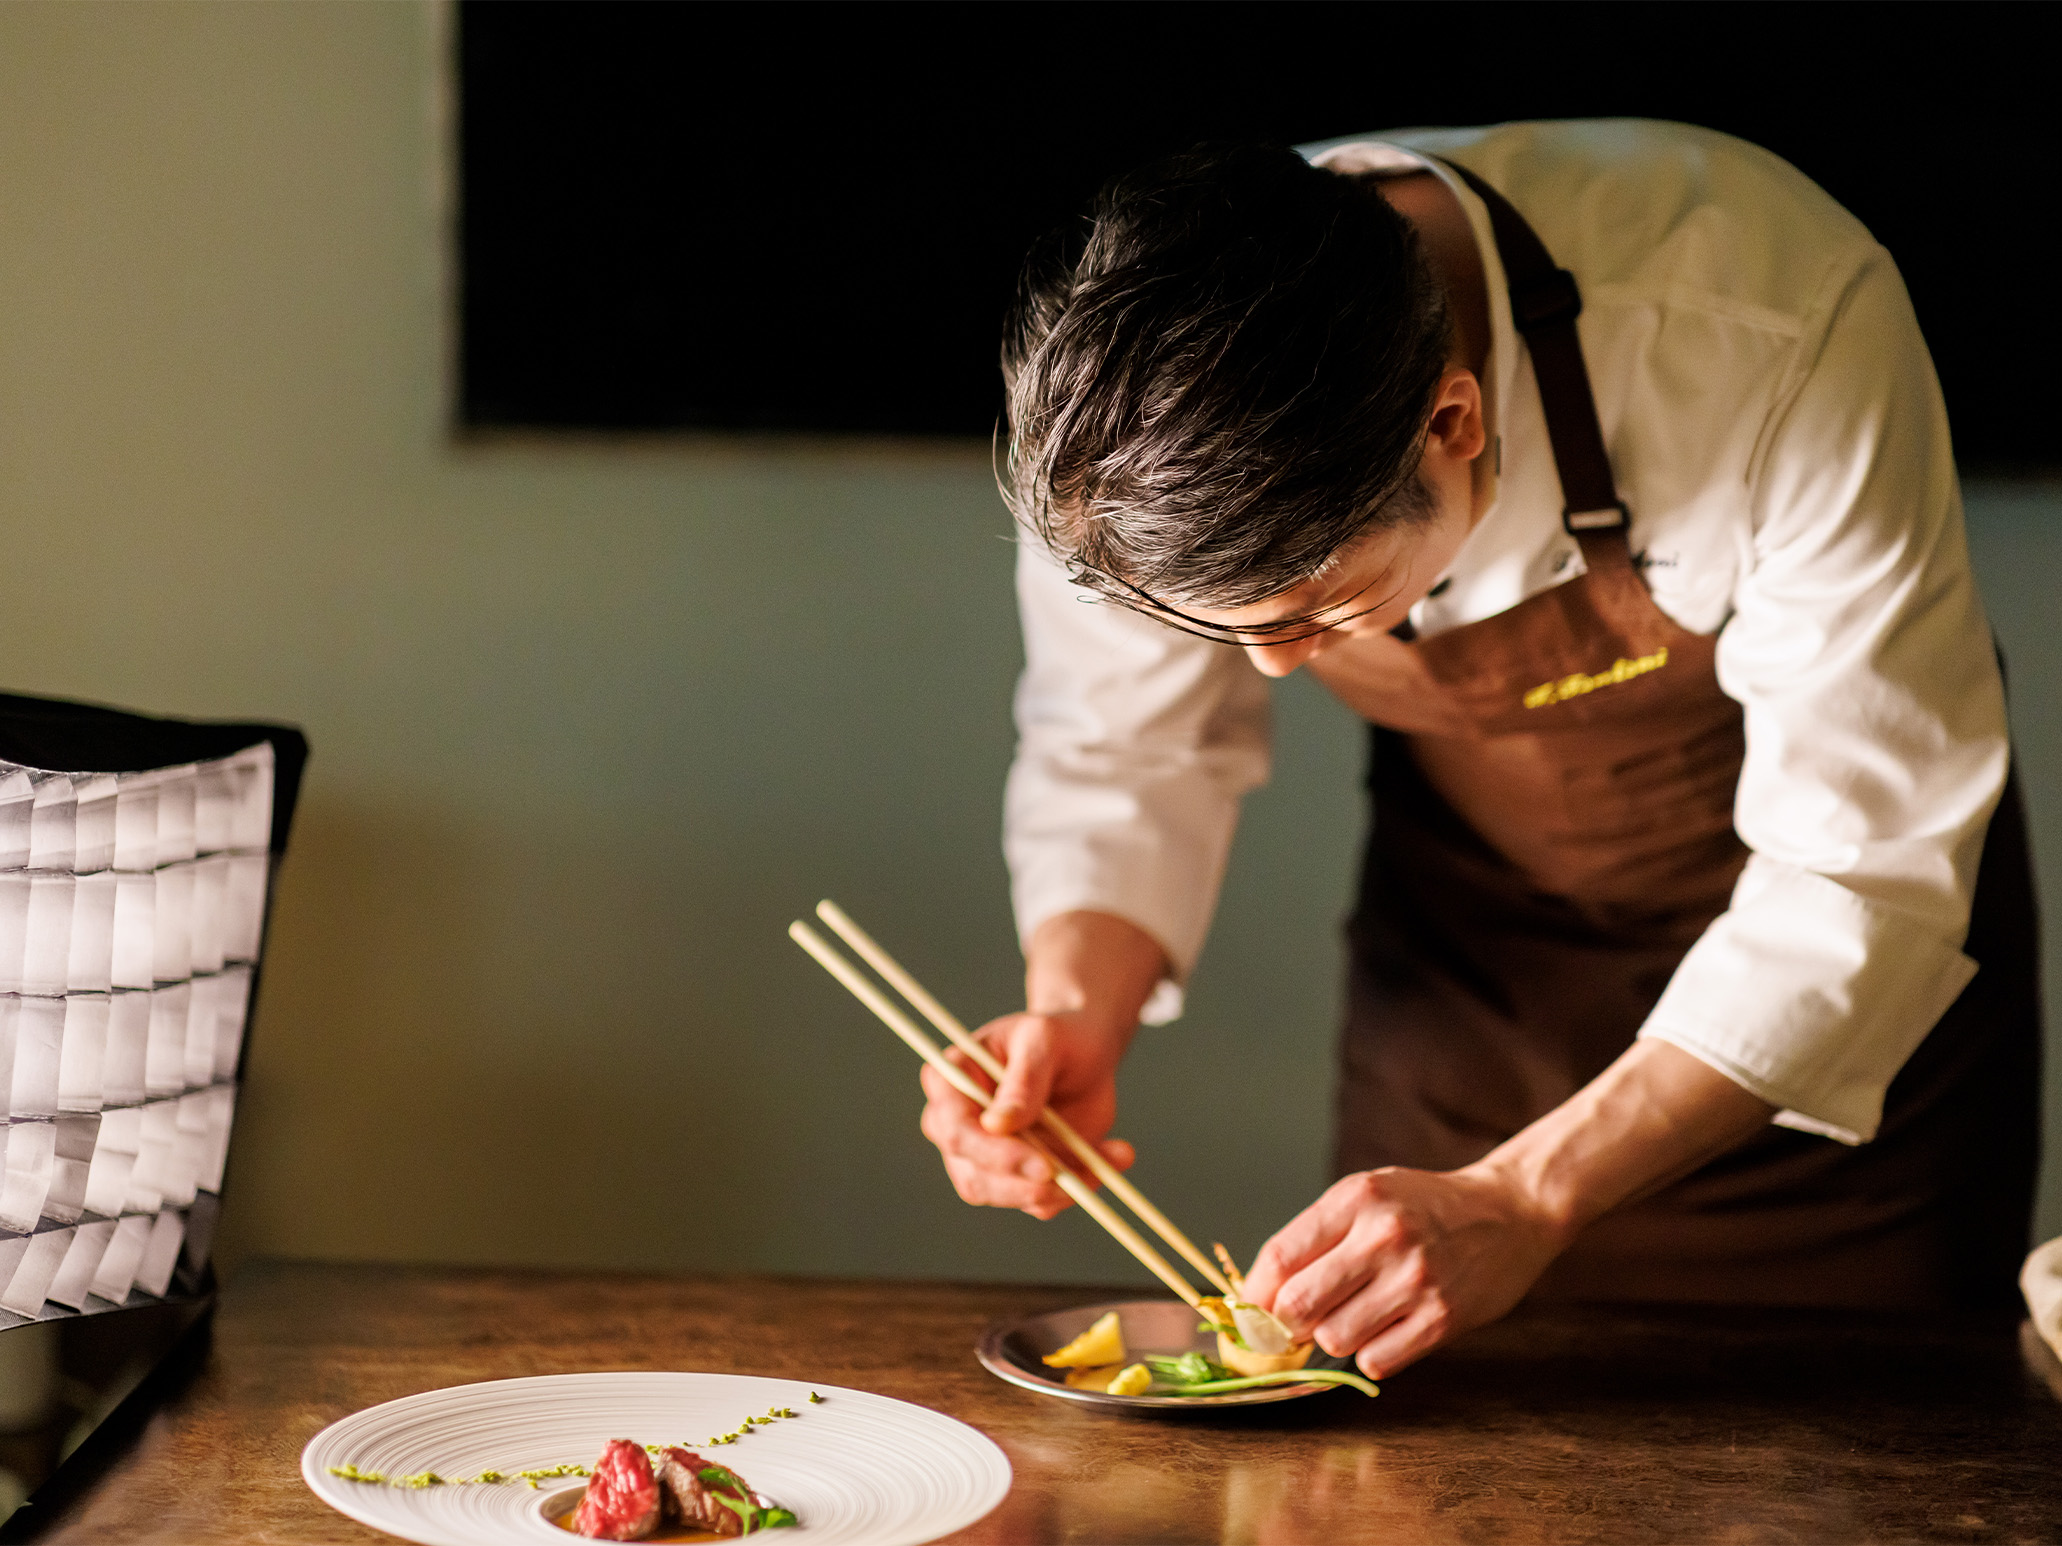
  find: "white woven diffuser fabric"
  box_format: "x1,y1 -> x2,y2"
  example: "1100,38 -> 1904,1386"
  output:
0,744 -> 273,1325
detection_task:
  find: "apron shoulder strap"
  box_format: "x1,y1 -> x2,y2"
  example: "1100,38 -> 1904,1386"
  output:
1433,157 -> 1630,562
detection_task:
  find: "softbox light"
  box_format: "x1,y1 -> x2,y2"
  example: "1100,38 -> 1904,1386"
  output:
0,693 -> 305,1520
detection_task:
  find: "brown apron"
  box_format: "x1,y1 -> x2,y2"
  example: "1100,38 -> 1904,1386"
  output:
1306,165 -> 2040,1311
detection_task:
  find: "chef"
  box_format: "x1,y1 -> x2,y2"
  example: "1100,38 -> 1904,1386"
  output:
917,121 -> 2038,1379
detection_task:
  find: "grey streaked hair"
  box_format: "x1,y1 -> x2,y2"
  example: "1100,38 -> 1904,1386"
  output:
1001,143 -> 1452,613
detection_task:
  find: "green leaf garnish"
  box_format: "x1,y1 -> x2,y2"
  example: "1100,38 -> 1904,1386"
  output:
698,1463 -> 793,1534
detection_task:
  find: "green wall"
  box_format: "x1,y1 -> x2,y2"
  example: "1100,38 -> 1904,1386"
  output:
0,2 -> 2054,1293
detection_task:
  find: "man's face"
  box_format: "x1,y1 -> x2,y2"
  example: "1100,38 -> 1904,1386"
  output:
1183,365 -> 1487,678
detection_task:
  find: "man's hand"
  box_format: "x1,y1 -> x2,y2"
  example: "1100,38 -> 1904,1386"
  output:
1241,1166 -> 1565,1377
919,1009 -> 1133,1218
917,910 -> 1167,1219
1243,1039 -> 1776,1376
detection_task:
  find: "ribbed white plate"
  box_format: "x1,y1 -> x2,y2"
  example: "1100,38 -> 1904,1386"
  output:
301,1372 -> 1011,1546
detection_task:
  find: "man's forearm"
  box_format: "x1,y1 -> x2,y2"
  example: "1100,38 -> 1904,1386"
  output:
1464,1038 -> 1777,1245
1023,909 -> 1168,1031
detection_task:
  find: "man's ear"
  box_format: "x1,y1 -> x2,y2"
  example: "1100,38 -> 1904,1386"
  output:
1424,366 -> 1487,463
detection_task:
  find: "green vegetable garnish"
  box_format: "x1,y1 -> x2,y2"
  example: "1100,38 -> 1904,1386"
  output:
698,1464 -> 799,1534
1129,1349 -> 1380,1400
808,1391 -> 824,1403
1145,1352 -> 1237,1385
1171,1368 -> 1380,1399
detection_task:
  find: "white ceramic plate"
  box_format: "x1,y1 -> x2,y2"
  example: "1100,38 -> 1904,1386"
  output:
300,1372 -> 1011,1546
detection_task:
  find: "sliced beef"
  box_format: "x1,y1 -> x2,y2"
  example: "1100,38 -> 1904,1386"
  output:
570,1439 -> 662,1541
655,1447 -> 753,1537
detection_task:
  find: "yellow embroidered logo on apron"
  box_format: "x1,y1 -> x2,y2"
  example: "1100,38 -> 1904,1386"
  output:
1523,647 -> 1669,709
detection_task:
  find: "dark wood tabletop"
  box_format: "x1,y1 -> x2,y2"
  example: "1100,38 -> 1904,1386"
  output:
14,1258 -> 2062,1543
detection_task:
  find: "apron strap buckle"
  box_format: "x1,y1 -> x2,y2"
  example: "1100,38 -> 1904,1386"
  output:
1564,502 -> 1629,535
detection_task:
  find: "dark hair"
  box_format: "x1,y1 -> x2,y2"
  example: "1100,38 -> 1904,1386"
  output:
1001,143 -> 1453,611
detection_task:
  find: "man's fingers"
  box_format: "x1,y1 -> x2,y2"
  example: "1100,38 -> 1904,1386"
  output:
920,1084 -> 1050,1176
1306,1246 -> 1424,1359
922,1008 -> 1123,1221
919,1063 -> 981,1113
983,1017 -> 1058,1134
1244,1172 -> 1372,1311
1350,1294 -> 1453,1380
922,1056 -> 1083,1217
942,1154 -> 1071,1215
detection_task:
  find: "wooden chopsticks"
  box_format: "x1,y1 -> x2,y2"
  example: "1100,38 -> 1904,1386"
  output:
789,901 -> 1234,1306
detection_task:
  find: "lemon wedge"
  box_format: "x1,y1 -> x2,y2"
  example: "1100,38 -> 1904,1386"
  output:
1042,1310 -> 1125,1369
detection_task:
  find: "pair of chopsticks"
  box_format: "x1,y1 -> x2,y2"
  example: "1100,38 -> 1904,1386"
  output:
788,900 -> 1235,1307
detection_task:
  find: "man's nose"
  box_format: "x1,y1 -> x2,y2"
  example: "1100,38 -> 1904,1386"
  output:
1242,635 -> 1325,677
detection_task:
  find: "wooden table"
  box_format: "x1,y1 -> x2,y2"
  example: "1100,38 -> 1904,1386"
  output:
15,1259 -> 2062,1543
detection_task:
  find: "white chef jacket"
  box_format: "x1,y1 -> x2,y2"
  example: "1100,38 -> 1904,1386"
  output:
1003,119 -> 2009,1146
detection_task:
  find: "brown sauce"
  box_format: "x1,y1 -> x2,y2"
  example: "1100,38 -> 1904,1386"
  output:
547,1508 -> 724,1542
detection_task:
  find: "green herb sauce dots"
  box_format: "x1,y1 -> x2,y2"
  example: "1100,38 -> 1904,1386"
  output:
327,1395 -> 818,1494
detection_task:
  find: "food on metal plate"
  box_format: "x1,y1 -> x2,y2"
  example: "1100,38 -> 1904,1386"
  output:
1196,1244 -> 1318,1376
1105,1363 -> 1153,1396
1061,1363 -> 1125,1392
1142,1349 -> 1380,1399
1041,1309 -> 1126,1370
1034,1300 -> 1379,1401
1195,1294 -> 1317,1377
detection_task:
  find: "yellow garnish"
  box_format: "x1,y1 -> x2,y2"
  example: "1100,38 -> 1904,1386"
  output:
1042,1310 -> 1126,1368
1062,1363 -> 1124,1392
1107,1363 -> 1153,1397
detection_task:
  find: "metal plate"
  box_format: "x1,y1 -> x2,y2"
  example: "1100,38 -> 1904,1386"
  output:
976,1299 -> 1341,1410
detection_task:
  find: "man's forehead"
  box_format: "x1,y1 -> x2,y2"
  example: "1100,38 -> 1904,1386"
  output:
1188,531 -> 1407,625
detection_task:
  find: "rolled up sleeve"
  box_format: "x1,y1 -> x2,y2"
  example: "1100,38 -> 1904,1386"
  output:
1004,544 -> 1272,1016
1638,248 -> 2008,1143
